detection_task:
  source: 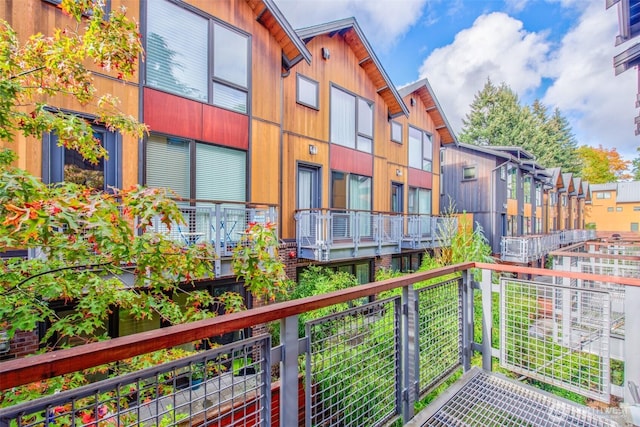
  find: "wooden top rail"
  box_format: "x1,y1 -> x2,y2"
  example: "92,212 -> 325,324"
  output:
2,261 -> 640,390
0,263 -> 473,390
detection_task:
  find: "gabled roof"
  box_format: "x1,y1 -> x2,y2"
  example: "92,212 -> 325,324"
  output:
581,181 -> 591,202
562,173 -> 575,194
590,183 -> 618,192
521,160 -> 551,178
455,143 -> 514,161
547,168 -> 564,191
247,0 -> 311,69
574,177 -> 584,198
296,18 -> 409,118
397,78 -> 457,145
489,146 -> 535,160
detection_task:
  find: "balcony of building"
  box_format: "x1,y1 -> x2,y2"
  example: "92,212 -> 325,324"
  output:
1,252 -> 639,426
295,209 -> 455,262
500,229 -> 597,263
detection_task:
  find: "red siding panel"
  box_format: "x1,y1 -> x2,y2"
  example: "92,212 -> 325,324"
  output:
330,145 -> 373,176
408,168 -> 433,189
202,105 -> 249,149
143,88 -> 202,141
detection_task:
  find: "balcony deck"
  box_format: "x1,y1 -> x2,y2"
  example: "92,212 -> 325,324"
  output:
1,253 -> 639,426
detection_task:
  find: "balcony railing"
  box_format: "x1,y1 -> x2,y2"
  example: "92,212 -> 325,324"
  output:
149,201 -> 277,277
2,261 -> 638,426
295,209 -> 455,261
501,229 -> 597,263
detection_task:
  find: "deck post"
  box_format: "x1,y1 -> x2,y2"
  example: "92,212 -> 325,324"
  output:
481,268 -> 493,371
401,285 -> 417,423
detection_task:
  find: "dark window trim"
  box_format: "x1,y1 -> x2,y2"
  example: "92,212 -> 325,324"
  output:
462,165 -> 477,181
145,0 -> 252,115
329,83 -> 375,153
296,73 -> 319,110
390,120 -> 402,144
408,125 -> 433,172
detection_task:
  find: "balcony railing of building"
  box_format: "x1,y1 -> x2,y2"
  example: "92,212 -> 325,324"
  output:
1,260 -> 639,426
148,201 -> 277,277
295,209 -> 456,261
501,229 -> 597,263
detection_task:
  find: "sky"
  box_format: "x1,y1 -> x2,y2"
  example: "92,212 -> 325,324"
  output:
273,0 -> 639,162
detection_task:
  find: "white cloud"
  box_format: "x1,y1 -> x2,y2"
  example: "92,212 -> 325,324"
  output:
418,12 -> 550,132
418,1 -> 639,160
274,0 -> 428,51
542,1 -> 638,159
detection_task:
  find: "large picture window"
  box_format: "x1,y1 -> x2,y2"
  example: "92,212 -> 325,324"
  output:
146,135 -> 246,202
408,126 -> 432,172
147,0 -> 249,113
408,187 -> 431,214
43,125 -> 121,191
330,86 -> 373,153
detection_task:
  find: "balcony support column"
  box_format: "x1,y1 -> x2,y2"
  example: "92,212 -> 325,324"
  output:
281,315 -> 299,426
625,285 -> 640,404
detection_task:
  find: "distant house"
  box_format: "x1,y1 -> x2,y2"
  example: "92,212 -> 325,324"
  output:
586,181 -> 640,233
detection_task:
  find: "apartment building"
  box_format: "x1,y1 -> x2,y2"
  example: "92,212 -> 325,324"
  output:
587,181 -> 640,232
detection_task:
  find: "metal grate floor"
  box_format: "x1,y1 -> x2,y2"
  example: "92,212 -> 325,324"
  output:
406,368 -> 618,427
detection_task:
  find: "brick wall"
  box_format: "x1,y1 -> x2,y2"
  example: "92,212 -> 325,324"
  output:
374,254 -> 392,278
1,330 -> 39,361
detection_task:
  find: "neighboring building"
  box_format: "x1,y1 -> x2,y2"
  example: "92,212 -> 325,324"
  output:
440,143 -> 550,255
586,181 -> 640,232
608,0 -> 640,135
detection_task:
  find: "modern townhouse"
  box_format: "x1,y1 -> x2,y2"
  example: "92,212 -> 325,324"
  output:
1,0 -> 462,356
440,144 -> 592,264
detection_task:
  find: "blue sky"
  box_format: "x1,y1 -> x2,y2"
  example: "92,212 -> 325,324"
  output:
274,0 -> 639,162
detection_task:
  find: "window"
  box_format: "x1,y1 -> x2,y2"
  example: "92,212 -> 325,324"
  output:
500,165 -> 506,180
408,126 -> 432,171
408,187 -> 431,214
391,182 -> 403,213
335,262 -> 371,285
607,207 -> 614,212
43,125 -> 121,190
462,165 -> 477,180
507,166 -> 517,199
331,172 -> 371,210
146,135 -> 246,201
634,206 -> 640,211
523,176 -> 531,203
147,0 -> 249,113
535,183 -> 542,206
296,74 -> 318,109
330,86 -> 373,153
595,191 -> 612,199
390,120 -> 402,143
632,223 -> 639,232
616,207 -> 623,212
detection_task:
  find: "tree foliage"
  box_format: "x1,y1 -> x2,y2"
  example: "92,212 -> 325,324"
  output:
0,0 -> 251,353
459,79 -> 581,174
631,152 -> 640,181
576,145 -> 631,183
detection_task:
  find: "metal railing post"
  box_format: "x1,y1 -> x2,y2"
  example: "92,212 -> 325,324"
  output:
480,268 -> 492,371
462,269 -> 473,372
281,315 -> 299,427
625,285 -> 640,404
401,285 -> 417,423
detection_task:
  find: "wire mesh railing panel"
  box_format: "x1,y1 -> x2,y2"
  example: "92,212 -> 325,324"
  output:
306,298 -> 401,427
422,369 -> 618,427
416,278 -> 463,394
499,278 -> 611,402
331,211 -> 354,243
0,336 -> 271,427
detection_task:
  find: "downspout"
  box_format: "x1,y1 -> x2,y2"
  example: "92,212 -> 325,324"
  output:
279,67 -> 290,241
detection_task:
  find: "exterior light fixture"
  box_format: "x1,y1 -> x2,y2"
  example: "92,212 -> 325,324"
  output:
396,169 -> 402,177
321,47 -> 330,60
309,144 -> 318,155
